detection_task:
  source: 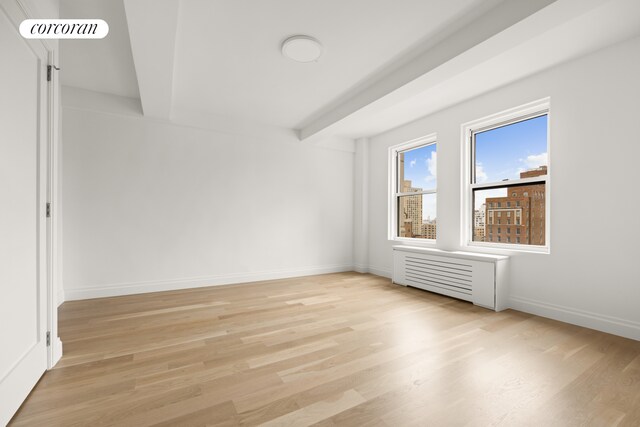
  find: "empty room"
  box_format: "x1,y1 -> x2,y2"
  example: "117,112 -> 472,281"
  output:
2,0 -> 640,425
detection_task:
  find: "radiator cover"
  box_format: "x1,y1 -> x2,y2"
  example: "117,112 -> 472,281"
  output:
393,246 -> 508,311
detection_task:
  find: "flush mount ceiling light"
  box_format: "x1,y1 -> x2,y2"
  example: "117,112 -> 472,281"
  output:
281,35 -> 322,63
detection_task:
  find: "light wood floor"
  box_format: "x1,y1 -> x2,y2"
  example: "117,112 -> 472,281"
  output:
10,272 -> 640,426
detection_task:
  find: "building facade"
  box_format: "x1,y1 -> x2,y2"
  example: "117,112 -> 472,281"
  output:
484,166 -> 546,245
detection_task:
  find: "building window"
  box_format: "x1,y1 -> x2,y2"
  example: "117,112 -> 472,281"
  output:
466,99 -> 549,250
389,135 -> 437,241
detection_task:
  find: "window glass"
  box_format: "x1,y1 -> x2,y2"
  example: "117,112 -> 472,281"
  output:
398,144 -> 437,192
397,193 -> 437,239
474,115 -> 548,184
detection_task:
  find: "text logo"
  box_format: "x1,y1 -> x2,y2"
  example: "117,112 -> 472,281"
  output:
20,19 -> 109,39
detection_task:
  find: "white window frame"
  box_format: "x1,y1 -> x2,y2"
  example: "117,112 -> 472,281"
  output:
461,98 -> 551,254
388,133 -> 437,244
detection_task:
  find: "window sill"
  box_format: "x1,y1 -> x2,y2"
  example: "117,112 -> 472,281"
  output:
391,237 -> 437,247
463,241 -> 550,255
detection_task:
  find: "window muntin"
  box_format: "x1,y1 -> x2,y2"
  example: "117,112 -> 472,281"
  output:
390,137 -> 437,241
468,108 -> 549,249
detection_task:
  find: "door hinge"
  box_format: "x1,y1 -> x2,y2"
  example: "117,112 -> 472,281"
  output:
47,65 -> 60,82
46,202 -> 51,218
46,331 -> 51,347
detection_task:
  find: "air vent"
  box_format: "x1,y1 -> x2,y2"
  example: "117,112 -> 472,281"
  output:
405,255 -> 473,299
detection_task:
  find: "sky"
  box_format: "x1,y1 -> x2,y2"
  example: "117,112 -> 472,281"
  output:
402,144 -> 437,220
474,115 -> 548,210
401,115 -> 548,216
475,115 -> 548,183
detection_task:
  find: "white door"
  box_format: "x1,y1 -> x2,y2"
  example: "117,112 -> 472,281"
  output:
0,2 -> 49,424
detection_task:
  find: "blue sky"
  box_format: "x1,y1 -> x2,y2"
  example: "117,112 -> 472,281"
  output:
473,115 -> 548,209
403,143 -> 437,190
401,115 -> 548,216
402,144 -> 437,220
475,115 -> 548,183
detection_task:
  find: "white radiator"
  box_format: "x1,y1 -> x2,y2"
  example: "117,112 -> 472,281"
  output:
393,246 -> 508,311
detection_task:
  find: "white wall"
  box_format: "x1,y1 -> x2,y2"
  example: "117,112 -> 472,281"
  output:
365,36 -> 640,340
61,88 -> 354,300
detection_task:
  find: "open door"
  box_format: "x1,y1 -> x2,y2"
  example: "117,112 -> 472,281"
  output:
0,1 -> 51,424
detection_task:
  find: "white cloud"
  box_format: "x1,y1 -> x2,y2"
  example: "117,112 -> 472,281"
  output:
424,151 -> 437,183
409,159 -> 417,168
524,152 -> 547,169
475,163 -> 488,183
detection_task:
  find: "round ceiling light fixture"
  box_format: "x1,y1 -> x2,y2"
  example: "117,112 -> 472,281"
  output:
281,35 -> 322,63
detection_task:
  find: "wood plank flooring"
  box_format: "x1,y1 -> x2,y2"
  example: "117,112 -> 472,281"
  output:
9,272 -> 640,426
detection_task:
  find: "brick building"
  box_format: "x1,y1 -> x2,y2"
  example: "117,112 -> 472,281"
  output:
485,166 -> 546,245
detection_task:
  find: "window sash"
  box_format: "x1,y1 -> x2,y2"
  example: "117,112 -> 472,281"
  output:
470,111 -> 548,186
461,98 -> 550,253
394,188 -> 437,198
389,134 -> 437,242
470,175 -> 546,191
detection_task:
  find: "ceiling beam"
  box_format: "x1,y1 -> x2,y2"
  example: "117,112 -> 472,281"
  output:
298,0 -> 563,141
123,0 -> 179,119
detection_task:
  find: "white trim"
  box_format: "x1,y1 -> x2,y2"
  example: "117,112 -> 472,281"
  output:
393,237 -> 437,247
63,264 -> 354,301
461,98 -> 551,254
388,133 -> 437,241
392,245 -> 508,262
509,296 -> 640,341
470,175 -> 547,190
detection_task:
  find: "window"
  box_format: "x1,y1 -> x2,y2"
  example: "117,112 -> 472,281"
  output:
464,99 -> 549,251
389,135 -> 437,241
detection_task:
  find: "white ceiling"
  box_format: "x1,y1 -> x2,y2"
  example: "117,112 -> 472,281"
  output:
170,0 -> 490,129
60,0 -> 139,99
58,0 -> 640,141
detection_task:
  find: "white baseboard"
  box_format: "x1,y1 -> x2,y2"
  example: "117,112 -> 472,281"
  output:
368,265 -> 392,278
64,264 -> 354,301
353,264 -> 369,274
57,289 -> 65,307
509,295 -> 640,341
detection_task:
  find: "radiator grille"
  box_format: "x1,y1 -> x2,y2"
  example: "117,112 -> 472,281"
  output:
404,255 -> 473,298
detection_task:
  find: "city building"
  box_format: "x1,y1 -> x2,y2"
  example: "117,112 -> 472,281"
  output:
398,152 -> 435,239
474,204 -> 486,242
485,167 -> 547,245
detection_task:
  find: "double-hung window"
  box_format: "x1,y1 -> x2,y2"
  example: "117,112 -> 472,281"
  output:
389,135 -> 437,241
463,99 -> 550,252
